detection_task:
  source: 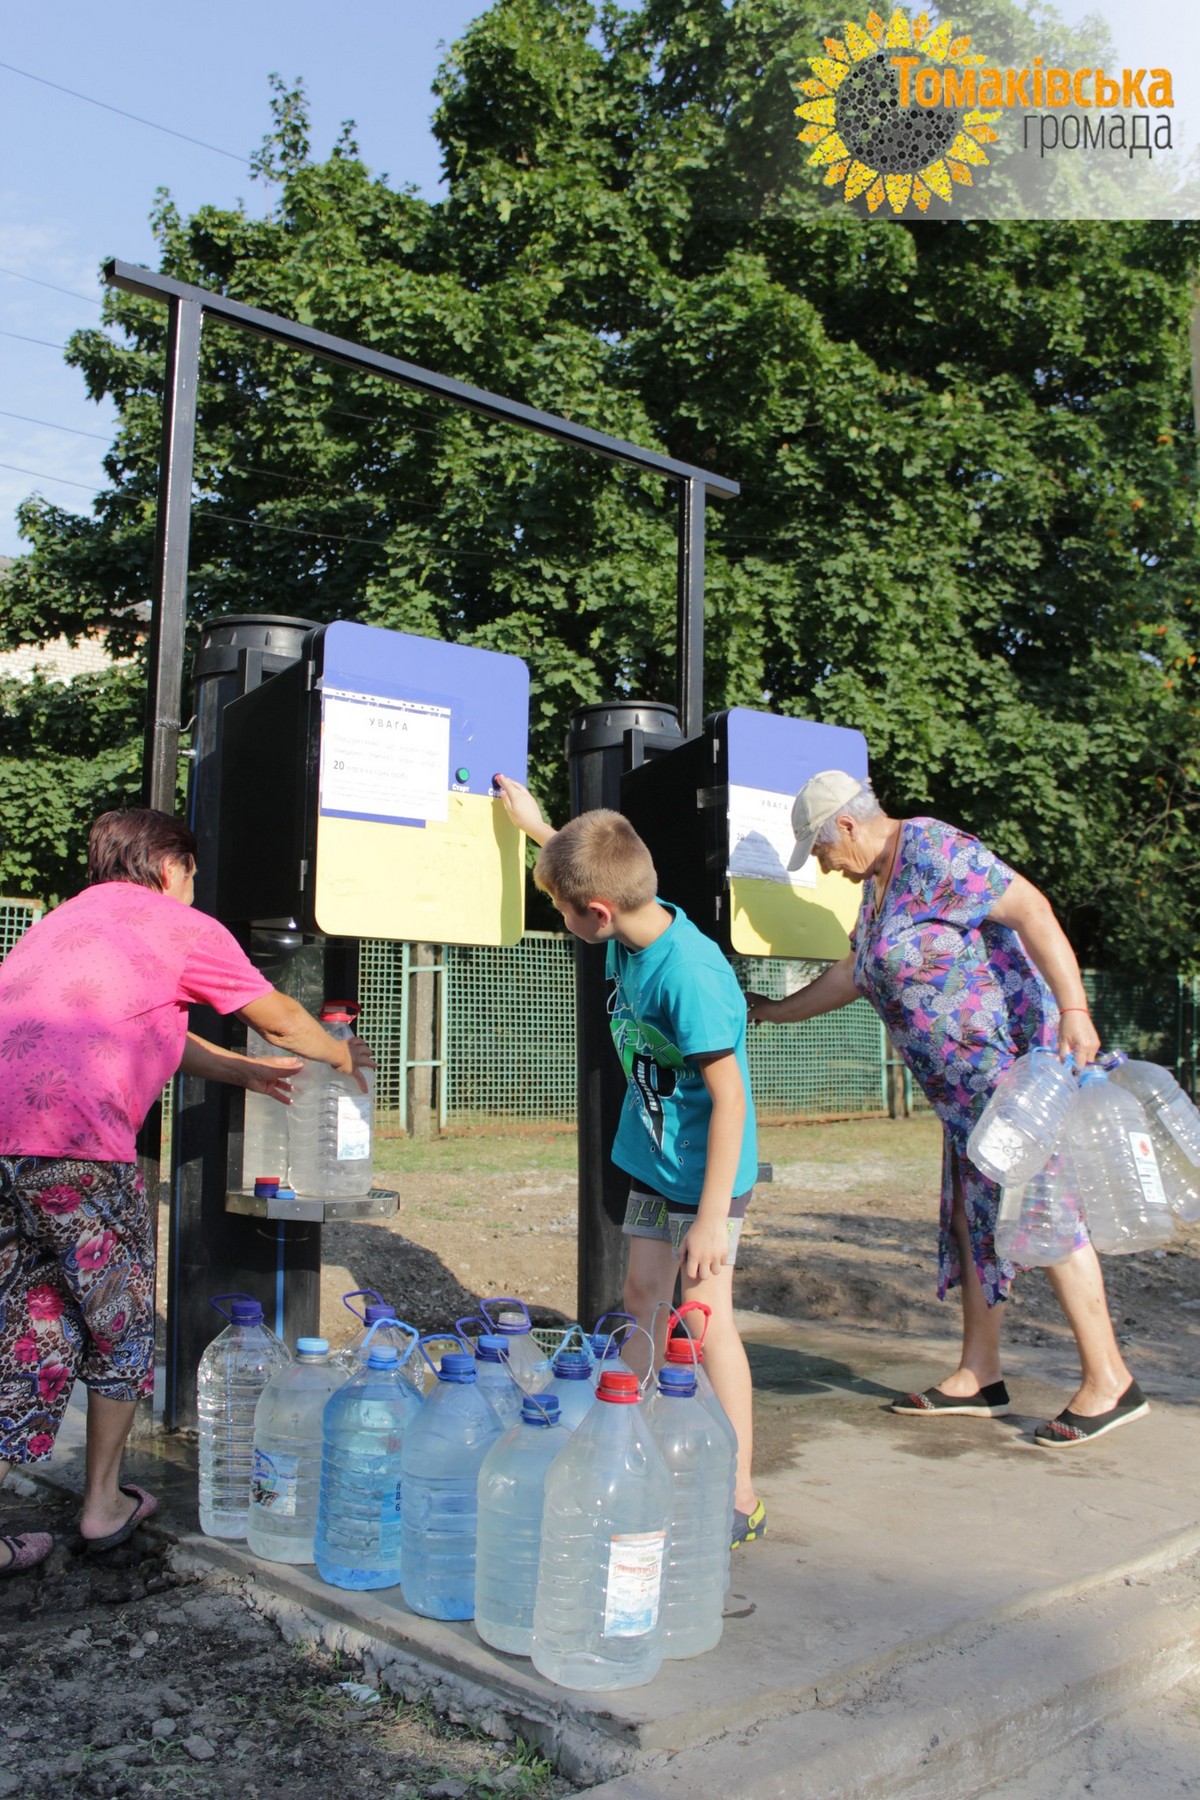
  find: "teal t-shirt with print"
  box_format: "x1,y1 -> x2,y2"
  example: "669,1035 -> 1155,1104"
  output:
605,902 -> 758,1205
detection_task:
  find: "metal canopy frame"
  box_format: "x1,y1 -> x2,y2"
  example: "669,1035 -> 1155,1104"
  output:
103,258 -> 740,807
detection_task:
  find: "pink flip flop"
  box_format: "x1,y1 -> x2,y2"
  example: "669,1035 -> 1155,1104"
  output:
0,1531 -> 54,1578
83,1484 -> 158,1553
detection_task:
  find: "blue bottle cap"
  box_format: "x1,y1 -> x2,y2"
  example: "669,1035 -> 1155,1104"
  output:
367,1347 -> 400,1369
476,1335 -> 508,1362
439,1352 -> 477,1382
229,1298 -> 263,1325
363,1303 -> 397,1323
659,1366 -> 698,1396
296,1337 -> 329,1356
589,1333 -> 621,1360
1079,1067 -> 1109,1087
552,1350 -> 591,1380
521,1394 -> 561,1426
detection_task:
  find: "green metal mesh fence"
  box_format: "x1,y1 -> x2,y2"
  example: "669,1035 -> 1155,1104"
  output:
0,898 -> 41,957
443,932 -> 577,1121
358,937 -> 407,1122
730,957 -> 889,1118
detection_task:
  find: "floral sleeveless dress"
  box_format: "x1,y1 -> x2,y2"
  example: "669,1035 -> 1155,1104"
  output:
850,818 -> 1060,1304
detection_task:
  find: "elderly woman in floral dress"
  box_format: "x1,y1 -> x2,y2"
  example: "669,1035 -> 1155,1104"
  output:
0,808 -> 373,1576
746,771 -> 1147,1448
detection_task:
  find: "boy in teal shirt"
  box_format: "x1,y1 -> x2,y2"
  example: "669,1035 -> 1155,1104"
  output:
497,778 -> 765,1545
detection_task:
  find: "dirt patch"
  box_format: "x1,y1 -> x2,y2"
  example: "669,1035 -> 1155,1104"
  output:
0,1481 -> 570,1800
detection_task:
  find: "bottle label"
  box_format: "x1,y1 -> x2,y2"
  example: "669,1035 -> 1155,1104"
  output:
1128,1131 -> 1167,1208
602,1530 -> 665,1637
336,1095 -> 371,1161
251,1448 -> 300,1516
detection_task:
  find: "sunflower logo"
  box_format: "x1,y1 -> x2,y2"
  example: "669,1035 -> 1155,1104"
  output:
795,10 -> 999,214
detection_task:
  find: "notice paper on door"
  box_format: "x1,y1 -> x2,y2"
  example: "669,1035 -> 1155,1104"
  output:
320,688 -> 451,824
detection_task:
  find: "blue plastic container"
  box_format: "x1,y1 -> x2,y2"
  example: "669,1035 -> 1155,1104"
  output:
400,1347 -> 504,1620
475,1393 -> 571,1655
313,1345 -> 424,1590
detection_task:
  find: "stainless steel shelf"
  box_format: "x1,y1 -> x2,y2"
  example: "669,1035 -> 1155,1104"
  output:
225,1186 -> 399,1223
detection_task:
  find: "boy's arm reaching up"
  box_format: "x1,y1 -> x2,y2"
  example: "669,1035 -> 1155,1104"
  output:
677,1049 -> 747,1282
495,774 -> 557,847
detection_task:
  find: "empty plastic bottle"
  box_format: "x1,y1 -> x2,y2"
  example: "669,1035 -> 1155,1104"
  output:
240,1025 -> 291,1190
646,1365 -> 734,1659
289,1000 -> 373,1197
247,1337 -> 345,1564
996,1139 -> 1085,1268
548,1348 -> 598,1432
1107,1054 -> 1200,1222
472,1333 -> 523,1426
588,1312 -> 637,1389
967,1047 -> 1078,1187
474,1393 -> 571,1656
478,1298 -> 553,1394
313,1343 -> 424,1590
1065,1067 -> 1174,1254
197,1294 -> 290,1539
531,1369 -> 673,1692
400,1347 -> 504,1620
337,1290 -> 423,1390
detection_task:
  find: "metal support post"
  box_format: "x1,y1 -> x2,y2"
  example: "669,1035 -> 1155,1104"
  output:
566,702 -> 684,1328
676,477 -> 706,741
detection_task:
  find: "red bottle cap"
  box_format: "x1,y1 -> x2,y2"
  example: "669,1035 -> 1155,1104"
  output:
665,1336 -> 704,1366
596,1370 -> 640,1404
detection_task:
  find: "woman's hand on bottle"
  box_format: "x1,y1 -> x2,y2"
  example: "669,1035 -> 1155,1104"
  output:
245,1056 -> 304,1103
1057,1008 -> 1100,1068
336,1035 -> 376,1093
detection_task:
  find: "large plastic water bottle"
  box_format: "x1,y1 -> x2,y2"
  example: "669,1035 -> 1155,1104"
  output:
337,1290 -> 424,1390
313,1344 -> 424,1590
472,1334 -> 523,1426
241,1025 -> 291,1189
548,1348 -> 598,1432
289,1000 -> 373,1197
247,1337 -> 345,1564
588,1312 -> 637,1389
478,1298 -> 554,1394
1107,1055 -> 1200,1222
996,1139 -> 1085,1267
400,1348 -> 504,1620
475,1394 -> 571,1656
197,1294 -> 290,1539
646,1365 -> 734,1659
1065,1068 -> 1174,1254
967,1047 -> 1078,1187
531,1369 -> 673,1692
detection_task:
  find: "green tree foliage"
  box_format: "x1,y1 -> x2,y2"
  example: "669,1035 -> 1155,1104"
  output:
2,1 -> 1197,966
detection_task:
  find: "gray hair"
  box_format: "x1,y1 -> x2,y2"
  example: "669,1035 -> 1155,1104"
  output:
812,777 -> 884,847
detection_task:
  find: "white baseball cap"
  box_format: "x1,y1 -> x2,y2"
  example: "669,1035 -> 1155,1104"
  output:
787,770 -> 866,871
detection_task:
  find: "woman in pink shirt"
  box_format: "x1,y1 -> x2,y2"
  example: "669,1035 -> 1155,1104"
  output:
0,809 -> 373,1576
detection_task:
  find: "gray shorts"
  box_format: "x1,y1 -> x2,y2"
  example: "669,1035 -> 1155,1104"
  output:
623,1184 -> 753,1266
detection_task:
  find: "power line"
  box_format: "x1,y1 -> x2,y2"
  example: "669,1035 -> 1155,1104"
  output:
0,59 -> 252,165
0,409 -> 110,441
0,459 -> 100,493
0,267 -> 103,307
0,329 -> 70,351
